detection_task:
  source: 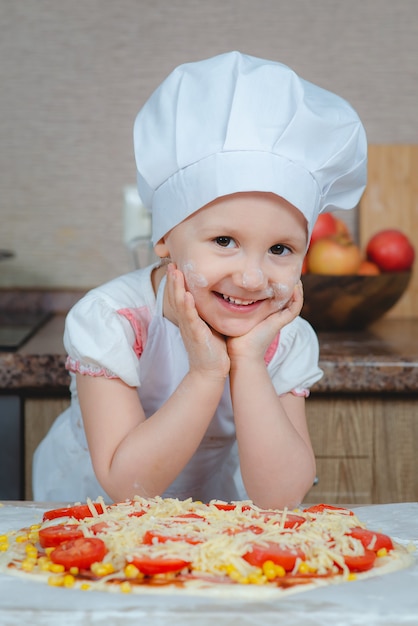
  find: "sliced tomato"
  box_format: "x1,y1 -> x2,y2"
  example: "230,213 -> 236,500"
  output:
142,530 -> 202,545
224,524 -> 264,536
173,513 -> 206,521
303,504 -> 354,516
212,503 -> 237,511
90,521 -> 121,535
344,549 -> 376,572
130,555 -> 191,576
273,514 -> 306,529
43,502 -> 105,522
243,542 -> 305,571
38,524 -> 84,548
348,527 -> 393,553
50,537 -> 107,570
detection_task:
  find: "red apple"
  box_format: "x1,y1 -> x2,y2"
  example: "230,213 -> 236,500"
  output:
310,213 -> 338,245
366,229 -> 415,272
307,235 -> 362,275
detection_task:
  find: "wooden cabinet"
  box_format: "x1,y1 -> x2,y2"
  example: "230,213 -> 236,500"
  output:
304,394 -> 418,504
22,393 -> 418,504
24,397 -> 70,500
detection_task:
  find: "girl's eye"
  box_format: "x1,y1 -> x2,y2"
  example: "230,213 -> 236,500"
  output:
270,244 -> 291,256
215,236 -> 235,248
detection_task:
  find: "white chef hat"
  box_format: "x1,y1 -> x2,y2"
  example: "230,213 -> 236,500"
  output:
134,51 -> 367,244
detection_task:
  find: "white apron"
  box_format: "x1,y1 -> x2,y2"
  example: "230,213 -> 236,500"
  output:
33,277 -> 247,503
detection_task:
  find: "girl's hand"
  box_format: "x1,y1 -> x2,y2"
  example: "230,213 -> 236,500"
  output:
227,280 -> 304,362
166,264 -> 230,379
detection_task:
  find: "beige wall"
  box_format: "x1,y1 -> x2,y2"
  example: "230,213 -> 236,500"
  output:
1,0 -> 417,289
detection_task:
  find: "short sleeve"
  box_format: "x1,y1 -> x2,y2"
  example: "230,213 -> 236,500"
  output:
267,317 -> 323,396
64,295 -> 146,388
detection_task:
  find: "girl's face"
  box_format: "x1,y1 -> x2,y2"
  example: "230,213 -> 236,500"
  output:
156,192 -> 308,337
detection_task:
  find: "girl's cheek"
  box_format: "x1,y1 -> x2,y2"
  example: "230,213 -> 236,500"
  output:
181,261 -> 209,291
271,268 -> 301,309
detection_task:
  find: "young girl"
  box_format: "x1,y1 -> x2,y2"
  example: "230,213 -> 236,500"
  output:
33,51 -> 367,509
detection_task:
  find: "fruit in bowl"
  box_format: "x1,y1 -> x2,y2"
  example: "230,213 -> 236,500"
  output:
301,217 -> 415,331
301,272 -> 412,331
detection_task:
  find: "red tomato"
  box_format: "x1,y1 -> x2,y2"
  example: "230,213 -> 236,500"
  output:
90,521 -> 121,535
224,524 -> 264,536
43,503 -> 105,521
348,527 -> 393,553
304,504 -> 354,516
130,556 -> 191,575
243,542 -> 305,571
212,503 -> 237,511
173,513 -> 206,521
38,524 -> 84,548
142,530 -> 202,545
344,549 -> 376,572
366,229 -> 415,272
50,537 -> 107,570
274,514 -> 306,529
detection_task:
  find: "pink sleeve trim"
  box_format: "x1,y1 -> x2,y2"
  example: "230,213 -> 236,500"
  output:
264,332 -> 280,365
117,306 -> 151,358
291,387 -> 311,397
65,356 -> 119,379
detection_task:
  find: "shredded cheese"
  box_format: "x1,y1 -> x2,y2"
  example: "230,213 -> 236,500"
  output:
0,496 -> 408,594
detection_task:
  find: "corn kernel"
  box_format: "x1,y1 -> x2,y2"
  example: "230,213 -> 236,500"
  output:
90,562 -> 114,577
262,560 -> 278,581
48,574 -> 65,587
248,573 -> 267,585
377,547 -> 388,557
348,573 -> 357,581
69,566 -> 79,576
25,544 -> 38,557
120,581 -> 132,593
49,563 -> 65,574
261,560 -> 286,579
298,561 -> 311,574
0,543 -> 9,552
37,556 -> 50,570
45,547 -> 55,557
0,534 -> 9,543
237,576 -> 249,584
21,559 -> 35,572
30,524 -> 41,531
63,574 -> 75,588
124,564 -> 140,579
227,569 -> 242,582
80,583 -> 91,591
15,534 -> 28,543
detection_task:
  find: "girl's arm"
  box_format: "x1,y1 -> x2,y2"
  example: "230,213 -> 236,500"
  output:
77,266 -> 229,502
228,282 -> 316,510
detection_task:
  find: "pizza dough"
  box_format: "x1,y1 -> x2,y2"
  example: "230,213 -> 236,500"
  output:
0,497 -> 414,598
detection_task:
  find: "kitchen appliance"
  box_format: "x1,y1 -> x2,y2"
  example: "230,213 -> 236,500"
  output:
0,310 -> 52,351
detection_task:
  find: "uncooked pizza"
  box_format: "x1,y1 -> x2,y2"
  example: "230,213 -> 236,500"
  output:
0,497 -> 414,597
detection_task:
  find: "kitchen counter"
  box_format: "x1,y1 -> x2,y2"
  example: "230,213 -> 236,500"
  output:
1,315 -> 417,394
0,501 -> 417,625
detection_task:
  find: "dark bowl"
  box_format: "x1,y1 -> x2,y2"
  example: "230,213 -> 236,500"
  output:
301,272 -> 412,331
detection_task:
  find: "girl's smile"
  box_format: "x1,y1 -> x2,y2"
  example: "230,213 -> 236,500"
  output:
155,192 -> 308,337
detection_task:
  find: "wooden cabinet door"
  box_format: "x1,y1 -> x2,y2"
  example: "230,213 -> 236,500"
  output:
304,396 -> 373,504
24,397 -> 70,500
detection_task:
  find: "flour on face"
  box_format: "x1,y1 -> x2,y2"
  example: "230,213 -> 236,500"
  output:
182,262 -> 209,290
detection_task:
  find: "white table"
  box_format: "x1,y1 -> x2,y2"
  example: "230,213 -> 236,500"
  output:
0,501 -> 417,626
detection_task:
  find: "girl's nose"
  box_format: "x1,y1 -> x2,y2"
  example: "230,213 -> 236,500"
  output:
236,266 -> 267,290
